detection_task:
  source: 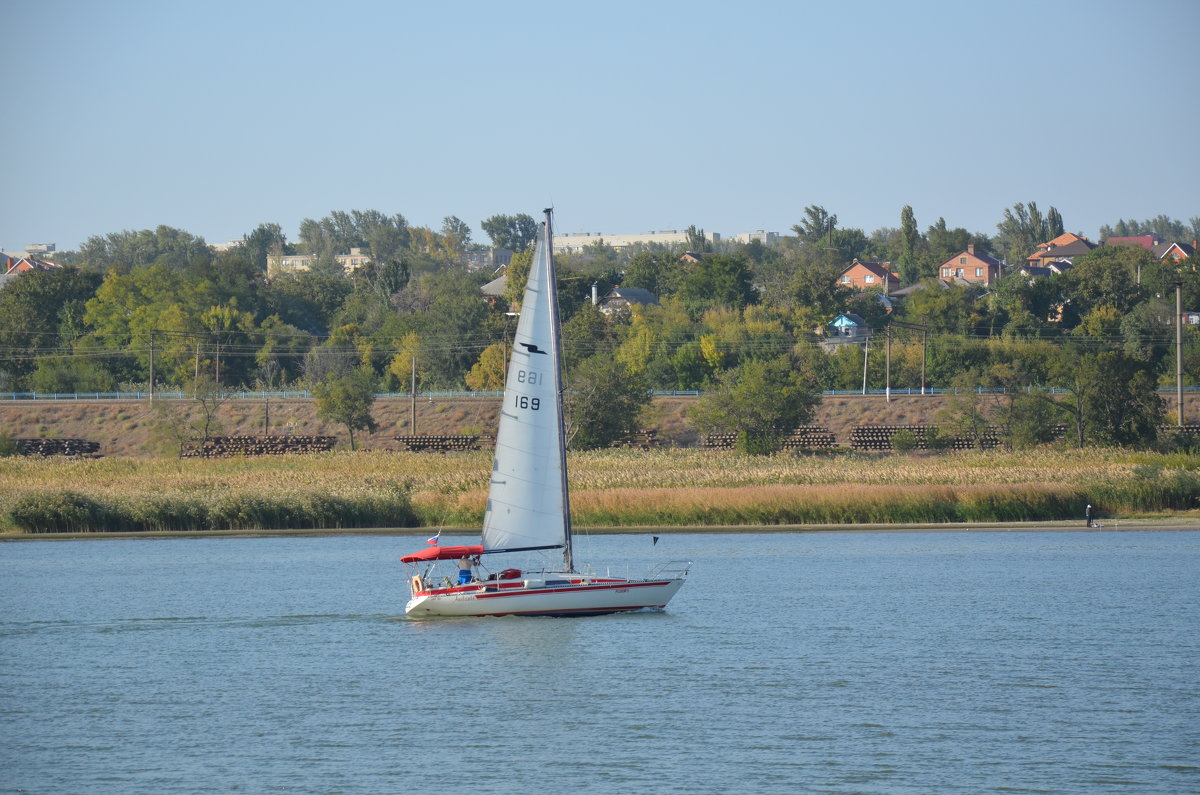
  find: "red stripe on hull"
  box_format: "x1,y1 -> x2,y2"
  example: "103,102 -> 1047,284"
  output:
473,580 -> 674,600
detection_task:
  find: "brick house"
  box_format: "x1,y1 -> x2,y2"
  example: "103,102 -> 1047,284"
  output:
837,259 -> 899,294
1035,232 -> 1091,252
1025,236 -> 1097,271
937,245 -> 1003,286
2,254 -> 57,276
1152,241 -> 1196,263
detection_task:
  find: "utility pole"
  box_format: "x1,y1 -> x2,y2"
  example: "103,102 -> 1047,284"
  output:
885,325 -> 892,402
148,332 -> 155,405
1177,277 -> 1185,426
410,355 -> 417,432
861,337 -> 870,395
921,326 -> 928,395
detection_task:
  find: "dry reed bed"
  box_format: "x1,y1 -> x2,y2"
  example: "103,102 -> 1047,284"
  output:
1,448 -> 1196,532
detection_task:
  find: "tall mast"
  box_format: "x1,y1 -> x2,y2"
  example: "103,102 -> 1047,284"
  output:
543,208 -> 573,572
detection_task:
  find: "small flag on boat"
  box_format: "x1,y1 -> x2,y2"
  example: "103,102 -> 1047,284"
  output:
427,534 -> 440,545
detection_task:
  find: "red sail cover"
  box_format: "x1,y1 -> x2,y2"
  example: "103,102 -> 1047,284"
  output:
400,545 -> 484,563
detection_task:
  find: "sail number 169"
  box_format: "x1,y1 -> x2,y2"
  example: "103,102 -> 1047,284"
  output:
515,395 -> 541,411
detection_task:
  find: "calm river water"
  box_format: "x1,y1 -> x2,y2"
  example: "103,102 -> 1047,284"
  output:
2,530 -> 1198,794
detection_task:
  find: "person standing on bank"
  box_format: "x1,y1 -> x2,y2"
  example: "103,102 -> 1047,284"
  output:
1085,504 -> 1094,527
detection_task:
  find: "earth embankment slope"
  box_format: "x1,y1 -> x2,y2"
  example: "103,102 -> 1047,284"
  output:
0,394 -> 965,458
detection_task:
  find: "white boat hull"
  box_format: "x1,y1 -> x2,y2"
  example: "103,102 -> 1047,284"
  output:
405,576 -> 685,618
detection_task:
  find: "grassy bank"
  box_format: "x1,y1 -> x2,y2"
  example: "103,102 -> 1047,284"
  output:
1,448 -> 1198,534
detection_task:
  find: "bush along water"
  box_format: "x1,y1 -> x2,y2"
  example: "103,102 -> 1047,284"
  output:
6,488 -> 420,533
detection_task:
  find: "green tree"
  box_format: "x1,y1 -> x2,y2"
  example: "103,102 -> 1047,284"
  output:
298,216 -> 339,270
265,269 -> 353,335
898,205 -> 923,284
502,248 -> 534,310
83,263 -> 224,386
561,304 -> 614,371
242,222 -> 287,272
936,370 -> 991,450
900,282 -> 986,335
0,266 -> 103,380
676,254 -> 757,316
564,355 -> 651,450
255,315 -> 311,386
464,342 -> 508,391
1078,352 -> 1163,447
314,368 -> 379,450
349,210 -> 409,266
792,205 -> 837,244
28,356 -> 116,394
1046,207 -> 1065,239
440,216 -> 473,261
685,225 -> 712,253
79,225 -> 213,273
988,361 -> 1057,450
481,213 -> 538,252
1006,391 -> 1062,449
995,201 -> 1056,266
784,256 -> 849,318
690,356 -> 821,454
622,251 -> 673,295
1121,299 -> 1175,363
406,270 -> 492,387
190,375 -> 226,447
1063,245 -> 1153,317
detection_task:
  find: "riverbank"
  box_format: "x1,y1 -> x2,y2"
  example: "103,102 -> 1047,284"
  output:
5,517 -> 1199,541
2,447 -> 1197,534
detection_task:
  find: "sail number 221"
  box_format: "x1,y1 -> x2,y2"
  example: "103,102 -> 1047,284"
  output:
515,370 -> 541,411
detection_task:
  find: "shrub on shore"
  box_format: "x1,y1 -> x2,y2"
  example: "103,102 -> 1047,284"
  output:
7,484 -> 418,533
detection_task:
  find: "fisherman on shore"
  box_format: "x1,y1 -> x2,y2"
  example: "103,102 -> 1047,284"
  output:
1085,504 -> 1094,528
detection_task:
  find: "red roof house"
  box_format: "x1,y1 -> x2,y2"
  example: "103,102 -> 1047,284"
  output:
938,245 -> 1003,286
837,259 -> 899,294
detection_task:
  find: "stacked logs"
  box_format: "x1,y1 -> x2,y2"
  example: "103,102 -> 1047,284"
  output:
702,427 -> 837,451
182,435 -> 336,458
700,432 -> 738,449
394,435 -> 490,452
781,426 -> 838,451
611,430 -> 661,450
14,438 -> 101,457
850,425 -> 1001,451
850,424 -> 1072,452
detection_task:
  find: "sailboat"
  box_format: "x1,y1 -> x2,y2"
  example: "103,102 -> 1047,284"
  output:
402,209 -> 689,618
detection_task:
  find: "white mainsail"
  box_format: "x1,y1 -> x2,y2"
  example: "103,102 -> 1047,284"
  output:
480,211 -> 572,566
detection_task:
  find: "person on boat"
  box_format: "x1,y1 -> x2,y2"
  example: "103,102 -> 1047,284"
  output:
1085,504 -> 1094,527
456,556 -> 473,585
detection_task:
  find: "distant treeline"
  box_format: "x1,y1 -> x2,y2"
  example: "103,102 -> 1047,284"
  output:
2,204 -> 1197,451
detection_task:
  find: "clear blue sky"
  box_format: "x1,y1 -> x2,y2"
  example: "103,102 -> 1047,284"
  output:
3,0 -> 1197,254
